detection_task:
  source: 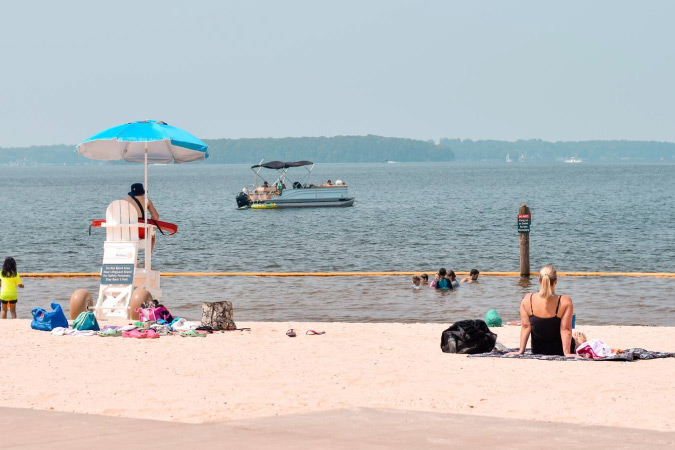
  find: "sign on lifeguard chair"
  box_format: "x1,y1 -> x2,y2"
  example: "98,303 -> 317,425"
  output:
93,200 -> 161,319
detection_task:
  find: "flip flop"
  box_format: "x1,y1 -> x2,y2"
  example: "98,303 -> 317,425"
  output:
286,329 -> 297,337
97,328 -> 122,337
123,329 -> 147,339
306,330 -> 326,335
180,329 -> 206,337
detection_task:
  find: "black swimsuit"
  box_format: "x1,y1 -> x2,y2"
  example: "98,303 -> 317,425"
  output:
529,293 -> 575,356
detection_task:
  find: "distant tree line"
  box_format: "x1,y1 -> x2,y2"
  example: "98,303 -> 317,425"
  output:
441,139 -> 675,162
0,135 -> 453,165
205,135 -> 453,163
2,136 -> 675,165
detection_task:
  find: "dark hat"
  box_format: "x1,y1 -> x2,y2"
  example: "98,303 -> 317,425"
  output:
128,183 -> 145,197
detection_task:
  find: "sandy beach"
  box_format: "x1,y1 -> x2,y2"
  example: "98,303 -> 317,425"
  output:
1,320 -> 673,433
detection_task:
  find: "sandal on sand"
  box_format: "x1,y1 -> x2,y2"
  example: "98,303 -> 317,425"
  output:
286,329 -> 297,337
306,330 -> 325,335
123,329 -> 147,339
98,328 -> 122,337
180,329 -> 206,337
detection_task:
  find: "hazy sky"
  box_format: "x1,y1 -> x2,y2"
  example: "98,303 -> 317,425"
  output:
1,0 -> 674,147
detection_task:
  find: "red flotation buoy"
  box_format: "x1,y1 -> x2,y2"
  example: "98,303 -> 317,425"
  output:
90,219 -> 178,236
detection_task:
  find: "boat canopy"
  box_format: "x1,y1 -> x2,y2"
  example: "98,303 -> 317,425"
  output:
251,160 -> 313,170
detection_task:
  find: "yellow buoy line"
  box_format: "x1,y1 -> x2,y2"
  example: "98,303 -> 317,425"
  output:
21,271 -> 675,278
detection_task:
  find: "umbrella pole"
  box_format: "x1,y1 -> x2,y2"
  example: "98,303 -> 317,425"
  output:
144,142 -> 150,286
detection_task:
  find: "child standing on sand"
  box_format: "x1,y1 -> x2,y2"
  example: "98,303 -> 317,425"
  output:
1,257 -> 24,319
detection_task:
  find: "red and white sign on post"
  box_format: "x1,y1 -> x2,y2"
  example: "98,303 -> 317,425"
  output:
518,214 -> 531,233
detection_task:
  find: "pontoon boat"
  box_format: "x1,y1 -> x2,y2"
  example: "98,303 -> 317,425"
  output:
235,160 -> 355,209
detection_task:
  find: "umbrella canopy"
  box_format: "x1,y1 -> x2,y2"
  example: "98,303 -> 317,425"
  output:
251,160 -> 313,170
77,120 -> 209,163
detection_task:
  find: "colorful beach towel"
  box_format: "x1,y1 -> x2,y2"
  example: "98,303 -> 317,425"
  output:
469,348 -> 675,362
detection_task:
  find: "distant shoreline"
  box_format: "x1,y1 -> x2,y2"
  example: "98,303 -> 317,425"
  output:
2,136 -> 675,165
3,160 -> 675,167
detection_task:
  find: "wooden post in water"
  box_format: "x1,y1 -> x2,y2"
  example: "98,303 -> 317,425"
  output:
518,203 -> 531,277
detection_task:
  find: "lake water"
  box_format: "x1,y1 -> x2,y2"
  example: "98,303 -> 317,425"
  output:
1,162 -> 674,325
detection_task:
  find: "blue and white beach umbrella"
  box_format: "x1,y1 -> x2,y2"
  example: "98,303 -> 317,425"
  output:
77,120 -> 209,164
77,120 -> 209,266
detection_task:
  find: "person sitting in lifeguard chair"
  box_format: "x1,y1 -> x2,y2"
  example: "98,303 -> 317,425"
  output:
125,183 -> 160,252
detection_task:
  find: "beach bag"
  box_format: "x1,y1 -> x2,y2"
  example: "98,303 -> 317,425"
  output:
72,311 -> 100,331
484,309 -> 502,327
154,305 -> 173,323
136,305 -> 174,323
201,301 -> 236,331
136,306 -> 158,322
31,302 -> 69,331
441,319 -> 497,354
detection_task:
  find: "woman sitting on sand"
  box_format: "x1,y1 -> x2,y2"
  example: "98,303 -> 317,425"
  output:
508,265 -> 577,357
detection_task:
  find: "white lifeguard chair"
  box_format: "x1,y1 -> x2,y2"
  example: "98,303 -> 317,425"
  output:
93,200 -> 161,319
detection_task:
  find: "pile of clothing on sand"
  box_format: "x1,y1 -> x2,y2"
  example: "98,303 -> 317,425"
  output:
50,318 -> 214,338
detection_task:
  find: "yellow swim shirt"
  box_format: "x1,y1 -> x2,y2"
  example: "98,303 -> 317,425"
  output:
0,274 -> 22,301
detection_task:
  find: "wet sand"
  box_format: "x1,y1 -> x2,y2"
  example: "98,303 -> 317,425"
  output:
3,407 -> 674,450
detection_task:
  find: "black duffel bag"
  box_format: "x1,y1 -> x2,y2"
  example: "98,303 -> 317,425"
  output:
440,319 -> 497,354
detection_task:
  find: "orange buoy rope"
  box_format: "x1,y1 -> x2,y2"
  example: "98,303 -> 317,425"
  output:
21,271 -> 675,278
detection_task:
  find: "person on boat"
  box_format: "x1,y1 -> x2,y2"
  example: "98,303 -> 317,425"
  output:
126,183 -> 160,251
508,265 -> 577,357
461,268 -> 480,283
324,180 -> 332,186
255,181 -> 269,192
252,181 -> 269,201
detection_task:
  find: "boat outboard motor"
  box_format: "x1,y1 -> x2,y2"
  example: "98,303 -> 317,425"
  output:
236,191 -> 252,208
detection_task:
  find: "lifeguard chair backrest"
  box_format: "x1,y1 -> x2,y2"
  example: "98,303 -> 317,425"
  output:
105,200 -> 139,242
